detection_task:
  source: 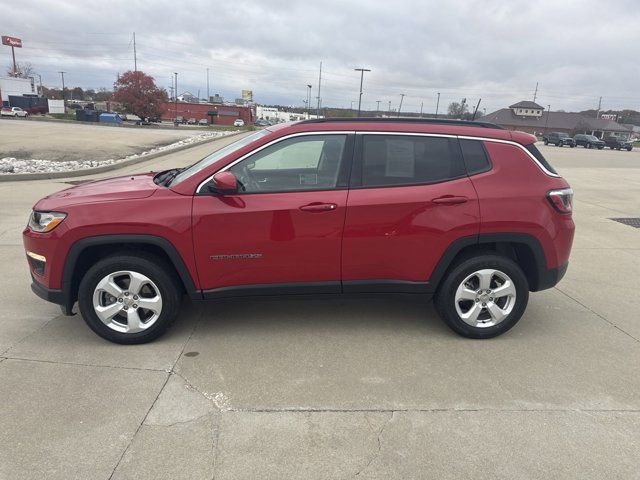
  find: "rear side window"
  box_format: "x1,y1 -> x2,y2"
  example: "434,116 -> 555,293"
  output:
525,144 -> 558,175
359,135 -> 465,187
459,139 -> 491,175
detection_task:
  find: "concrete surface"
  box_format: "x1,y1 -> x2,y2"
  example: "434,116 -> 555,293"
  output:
0,118 -> 202,162
0,139 -> 639,479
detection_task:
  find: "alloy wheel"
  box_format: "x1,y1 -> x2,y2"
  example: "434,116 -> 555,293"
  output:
454,269 -> 517,328
92,270 -> 163,333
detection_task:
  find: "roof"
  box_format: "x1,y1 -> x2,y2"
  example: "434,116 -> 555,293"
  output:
297,117 -> 503,129
481,108 -> 630,133
508,101 -> 544,110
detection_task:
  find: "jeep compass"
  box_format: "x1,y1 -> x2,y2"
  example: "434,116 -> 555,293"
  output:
23,118 -> 575,343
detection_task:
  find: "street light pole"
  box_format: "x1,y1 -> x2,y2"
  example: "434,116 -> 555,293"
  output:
435,92 -> 440,117
397,94 -> 405,117
174,72 -> 178,123
307,84 -> 312,118
354,67 -> 371,117
376,100 -> 381,115
544,104 -> 551,135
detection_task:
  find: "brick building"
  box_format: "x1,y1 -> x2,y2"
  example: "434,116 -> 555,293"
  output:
160,101 -> 255,126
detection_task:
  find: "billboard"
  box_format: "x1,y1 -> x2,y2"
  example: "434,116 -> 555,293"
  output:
2,36 -> 22,48
241,90 -> 253,102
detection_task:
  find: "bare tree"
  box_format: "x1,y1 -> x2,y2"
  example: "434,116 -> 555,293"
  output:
7,61 -> 35,78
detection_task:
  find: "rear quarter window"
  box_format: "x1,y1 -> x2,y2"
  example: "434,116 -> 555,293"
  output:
525,143 -> 558,175
459,139 -> 491,175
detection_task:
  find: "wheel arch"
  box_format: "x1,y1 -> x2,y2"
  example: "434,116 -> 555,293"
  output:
61,234 -> 200,314
428,233 -> 550,293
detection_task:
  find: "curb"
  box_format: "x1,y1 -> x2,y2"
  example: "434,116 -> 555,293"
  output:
0,131 -> 245,182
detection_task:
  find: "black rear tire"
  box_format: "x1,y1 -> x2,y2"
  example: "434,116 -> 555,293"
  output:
78,253 -> 182,344
434,254 -> 529,339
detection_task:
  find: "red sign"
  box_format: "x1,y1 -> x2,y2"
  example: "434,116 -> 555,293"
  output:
2,36 -> 22,48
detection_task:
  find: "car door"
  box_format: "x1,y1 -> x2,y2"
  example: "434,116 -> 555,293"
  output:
192,133 -> 354,296
341,133 -> 480,292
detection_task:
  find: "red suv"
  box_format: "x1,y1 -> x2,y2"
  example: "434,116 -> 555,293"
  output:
23,118 -> 574,343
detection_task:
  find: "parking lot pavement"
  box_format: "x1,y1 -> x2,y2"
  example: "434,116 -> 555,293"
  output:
1,140 -> 639,479
0,118 -> 204,163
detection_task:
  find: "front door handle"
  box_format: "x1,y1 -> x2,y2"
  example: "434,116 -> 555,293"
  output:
432,196 -> 468,205
299,202 -> 338,212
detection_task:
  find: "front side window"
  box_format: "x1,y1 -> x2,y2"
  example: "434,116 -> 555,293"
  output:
229,135 -> 347,192
360,135 -> 465,187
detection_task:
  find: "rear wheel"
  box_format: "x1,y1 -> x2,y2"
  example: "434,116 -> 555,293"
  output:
556,141 -> 563,147
544,139 -> 549,145
434,255 -> 529,339
78,253 -> 182,344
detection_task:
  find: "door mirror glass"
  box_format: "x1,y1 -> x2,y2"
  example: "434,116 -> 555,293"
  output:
210,171 -> 238,194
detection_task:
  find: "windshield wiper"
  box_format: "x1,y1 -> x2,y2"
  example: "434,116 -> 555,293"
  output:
155,168 -> 184,187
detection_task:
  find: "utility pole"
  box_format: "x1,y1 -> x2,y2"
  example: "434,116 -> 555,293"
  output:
533,81 -> 538,102
435,92 -> 440,117
420,101 -> 424,118
206,68 -> 210,101
596,96 -> 602,118
354,67 -> 371,117
59,71 -> 66,106
174,72 -> 178,122
316,61 -> 322,117
133,32 -> 137,72
397,94 -> 405,117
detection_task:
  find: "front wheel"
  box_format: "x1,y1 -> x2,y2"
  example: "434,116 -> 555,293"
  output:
434,255 -> 529,339
570,144 -> 575,148
78,253 -> 182,344
544,140 -> 549,145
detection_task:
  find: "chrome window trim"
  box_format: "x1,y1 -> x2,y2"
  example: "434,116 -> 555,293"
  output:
354,131 -> 560,177
195,131 -> 354,193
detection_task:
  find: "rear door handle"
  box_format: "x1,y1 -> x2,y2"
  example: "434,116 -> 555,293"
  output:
432,196 -> 468,205
299,203 -> 338,212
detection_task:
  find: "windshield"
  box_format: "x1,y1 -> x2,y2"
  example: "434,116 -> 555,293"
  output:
170,130 -> 271,185
558,133 -> 569,138
586,135 -> 599,141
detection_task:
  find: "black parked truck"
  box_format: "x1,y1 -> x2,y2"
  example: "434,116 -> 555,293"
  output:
604,136 -> 633,151
573,134 -> 605,149
543,132 -> 576,147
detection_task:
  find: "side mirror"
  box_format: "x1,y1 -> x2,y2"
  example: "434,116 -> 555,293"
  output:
209,171 -> 238,194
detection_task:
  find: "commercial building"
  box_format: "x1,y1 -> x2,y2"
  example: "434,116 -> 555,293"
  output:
0,76 -> 36,105
159,101 -> 255,126
482,101 -> 631,139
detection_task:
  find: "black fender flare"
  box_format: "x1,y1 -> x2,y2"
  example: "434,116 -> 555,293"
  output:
61,234 -> 200,314
427,233 -> 552,292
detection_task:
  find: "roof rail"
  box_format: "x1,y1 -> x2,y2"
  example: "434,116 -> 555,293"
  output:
297,117 -> 504,129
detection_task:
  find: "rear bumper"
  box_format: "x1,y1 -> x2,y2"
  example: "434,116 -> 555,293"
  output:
535,262 -> 568,291
30,276 -> 74,315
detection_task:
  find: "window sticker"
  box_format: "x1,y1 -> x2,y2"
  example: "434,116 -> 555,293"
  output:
385,139 -> 415,177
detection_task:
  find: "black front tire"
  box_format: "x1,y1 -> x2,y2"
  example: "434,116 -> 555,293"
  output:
434,254 -> 529,339
78,253 -> 182,344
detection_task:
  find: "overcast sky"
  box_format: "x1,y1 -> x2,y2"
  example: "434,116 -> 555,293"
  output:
3,0 -> 639,114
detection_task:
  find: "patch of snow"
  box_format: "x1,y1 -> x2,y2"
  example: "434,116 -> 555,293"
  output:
0,131 -> 236,175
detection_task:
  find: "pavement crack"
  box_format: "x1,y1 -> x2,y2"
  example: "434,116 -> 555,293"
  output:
144,411 -> 211,429
107,372 -> 171,480
354,411 -> 394,477
554,286 -> 640,343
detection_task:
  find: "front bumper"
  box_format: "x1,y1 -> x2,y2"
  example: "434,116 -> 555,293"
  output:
30,276 -> 75,315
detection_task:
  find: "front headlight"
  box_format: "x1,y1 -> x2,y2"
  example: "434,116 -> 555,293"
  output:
28,211 -> 67,233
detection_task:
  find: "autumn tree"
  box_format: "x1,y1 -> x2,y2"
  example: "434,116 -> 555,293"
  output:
113,71 -> 167,119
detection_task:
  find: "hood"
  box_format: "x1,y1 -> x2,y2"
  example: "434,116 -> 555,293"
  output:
35,173 -> 160,210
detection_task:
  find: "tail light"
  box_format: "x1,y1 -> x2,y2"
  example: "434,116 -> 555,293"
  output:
546,188 -> 573,214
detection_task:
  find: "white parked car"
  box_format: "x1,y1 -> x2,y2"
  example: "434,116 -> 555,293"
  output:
233,119 -> 245,127
1,106 -> 29,117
